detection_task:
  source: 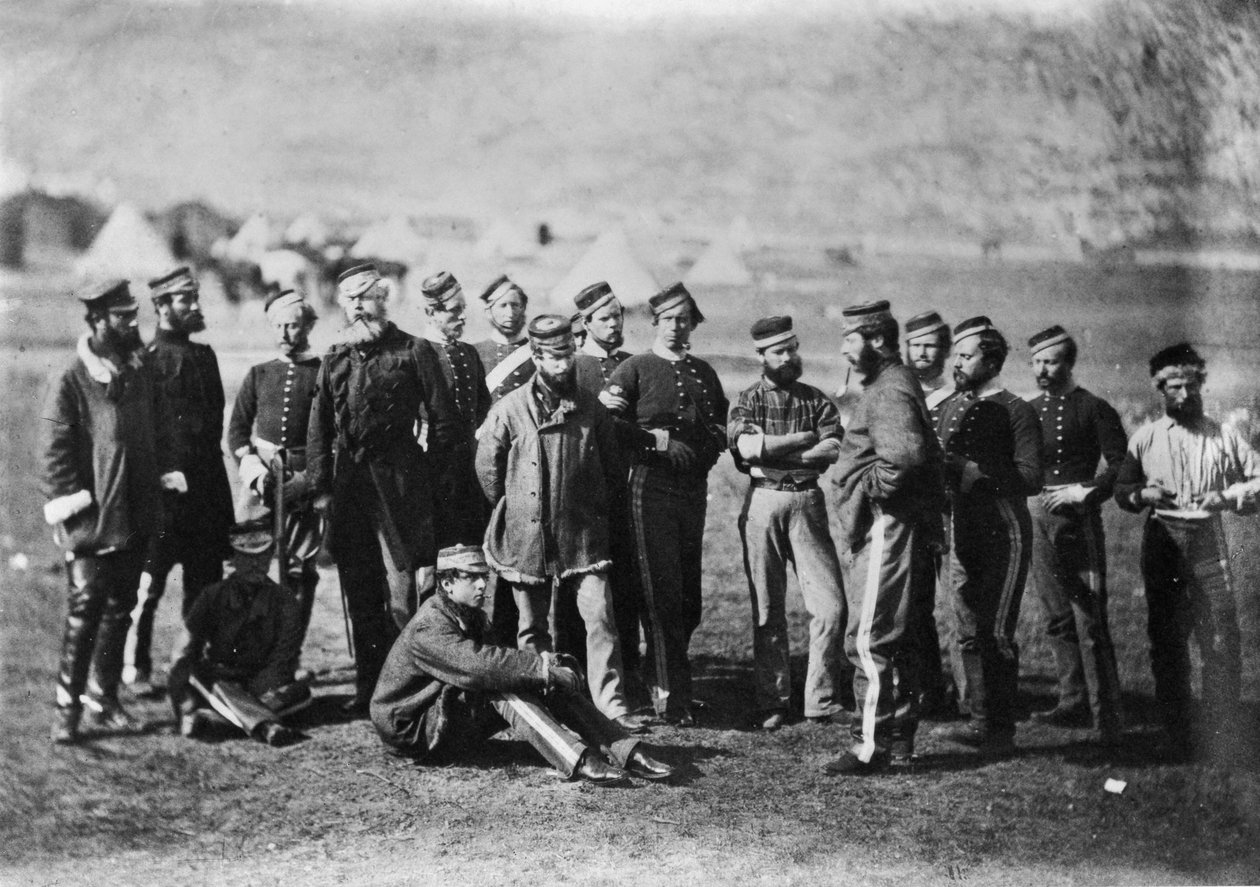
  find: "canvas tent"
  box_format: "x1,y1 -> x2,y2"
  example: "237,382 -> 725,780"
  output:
475,218 -> 537,261
223,213 -> 276,265
350,214 -> 426,266
549,227 -> 658,308
75,203 -> 176,283
684,235 -> 753,287
284,212 -> 329,249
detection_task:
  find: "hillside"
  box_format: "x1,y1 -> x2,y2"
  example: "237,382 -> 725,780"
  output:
3,0 -> 1260,246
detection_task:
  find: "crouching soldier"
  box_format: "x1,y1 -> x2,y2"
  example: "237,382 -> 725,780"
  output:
370,545 -> 674,787
168,519 -> 313,747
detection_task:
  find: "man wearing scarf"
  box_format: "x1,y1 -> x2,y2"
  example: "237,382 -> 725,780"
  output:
307,264 -> 458,715
475,316 -> 648,731
42,280 -> 183,743
228,289 -> 324,670
124,266 -> 234,698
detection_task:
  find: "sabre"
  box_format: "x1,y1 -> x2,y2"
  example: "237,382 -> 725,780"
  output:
271,447 -> 290,595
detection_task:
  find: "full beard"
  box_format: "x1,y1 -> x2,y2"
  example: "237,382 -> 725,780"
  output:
539,366 -> 577,398
339,315 -> 387,345
103,325 -> 143,359
765,361 -> 803,387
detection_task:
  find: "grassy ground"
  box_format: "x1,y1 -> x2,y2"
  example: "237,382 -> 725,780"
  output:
3,258 -> 1260,884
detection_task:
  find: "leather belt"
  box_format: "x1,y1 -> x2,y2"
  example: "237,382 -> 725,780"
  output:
751,477 -> 818,493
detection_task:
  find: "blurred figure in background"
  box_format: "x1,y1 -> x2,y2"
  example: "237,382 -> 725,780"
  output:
42,280 -> 181,742
124,266 -> 233,698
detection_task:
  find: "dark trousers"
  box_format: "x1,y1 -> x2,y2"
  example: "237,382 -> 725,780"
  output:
334,474 -> 418,699
842,508 -> 932,760
628,464 -> 707,717
58,547 -> 146,709
1031,498 -> 1122,728
948,497 -> 1031,735
1141,515 -> 1240,731
125,533 -> 223,680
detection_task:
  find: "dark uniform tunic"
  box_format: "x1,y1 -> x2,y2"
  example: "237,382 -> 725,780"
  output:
43,337 -> 174,708
1028,386 -> 1127,730
935,386 -> 1042,737
476,337 -> 536,403
126,327 -> 234,681
604,350 -> 729,719
419,335 -> 491,547
307,322 -> 459,699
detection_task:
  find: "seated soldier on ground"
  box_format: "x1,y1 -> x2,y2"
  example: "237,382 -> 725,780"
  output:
370,544 -> 674,787
168,519 -> 312,747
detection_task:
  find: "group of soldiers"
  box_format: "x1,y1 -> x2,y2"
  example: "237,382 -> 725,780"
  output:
40,259 -> 1260,783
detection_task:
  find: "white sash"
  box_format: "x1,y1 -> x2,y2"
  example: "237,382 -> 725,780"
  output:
485,342 -> 534,392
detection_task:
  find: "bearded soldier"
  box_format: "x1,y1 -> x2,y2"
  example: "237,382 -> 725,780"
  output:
43,280 -> 181,742
228,289 -> 324,671
307,264 -> 458,715
124,266 -> 233,697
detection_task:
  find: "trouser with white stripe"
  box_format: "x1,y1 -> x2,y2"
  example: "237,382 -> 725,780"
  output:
842,507 -> 934,760
628,464 -> 708,717
1030,498 -> 1121,729
1141,514 -> 1240,732
948,496 -> 1031,735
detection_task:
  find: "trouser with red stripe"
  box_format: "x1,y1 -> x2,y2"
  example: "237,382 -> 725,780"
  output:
627,463 -> 707,717
1030,498 -> 1121,729
948,496 -> 1031,736
842,506 -> 934,760
1141,514 -> 1240,733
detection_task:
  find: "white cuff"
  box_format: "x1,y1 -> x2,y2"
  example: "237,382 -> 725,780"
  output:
161,471 -> 189,494
650,429 -> 670,452
44,490 -> 92,526
736,432 -> 765,462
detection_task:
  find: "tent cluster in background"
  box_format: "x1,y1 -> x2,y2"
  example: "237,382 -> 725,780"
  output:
0,189 -> 765,312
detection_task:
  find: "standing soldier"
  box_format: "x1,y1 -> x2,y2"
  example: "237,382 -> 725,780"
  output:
935,316 -> 1042,755
905,310 -> 954,410
568,281 -> 641,696
417,271 -> 492,548
1115,343 -> 1260,758
475,315 -> 646,730
902,309 -> 955,715
824,301 -> 946,774
124,266 -> 233,697
601,283 -> 729,727
42,280 -> 182,742
307,264 -> 456,715
1026,325 -> 1128,745
227,289 -> 324,671
728,316 -> 847,731
474,274 -> 535,404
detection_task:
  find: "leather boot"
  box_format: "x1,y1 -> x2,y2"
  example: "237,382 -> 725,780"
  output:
51,706 -> 81,745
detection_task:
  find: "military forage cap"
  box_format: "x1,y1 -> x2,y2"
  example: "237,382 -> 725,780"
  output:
649,282 -> 705,325
229,517 -> 274,555
1148,341 -> 1206,384
436,543 -> 490,574
480,274 -> 525,306
953,315 -> 997,346
76,278 -> 138,312
264,288 -> 308,321
750,315 -> 796,350
574,281 -> 616,318
148,266 -> 198,302
527,314 -> 575,351
1028,325 -> 1073,355
420,270 -> 463,308
337,263 -> 382,299
905,310 -> 948,342
840,300 -> 893,335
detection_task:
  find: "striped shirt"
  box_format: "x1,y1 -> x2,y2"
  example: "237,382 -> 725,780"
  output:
728,377 -> 842,483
